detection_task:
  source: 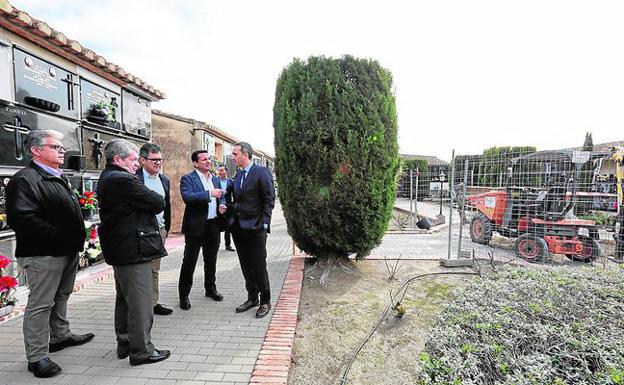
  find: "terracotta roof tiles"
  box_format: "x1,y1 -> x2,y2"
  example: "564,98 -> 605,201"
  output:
0,1 -> 164,100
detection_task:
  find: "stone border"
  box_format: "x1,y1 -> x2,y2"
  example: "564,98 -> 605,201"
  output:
250,255 -> 305,385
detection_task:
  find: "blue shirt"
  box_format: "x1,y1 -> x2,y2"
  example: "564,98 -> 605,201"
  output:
34,161 -> 63,177
142,169 -> 166,228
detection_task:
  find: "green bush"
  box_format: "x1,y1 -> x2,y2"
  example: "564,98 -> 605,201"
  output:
273,55 -> 399,259
418,268 -> 624,385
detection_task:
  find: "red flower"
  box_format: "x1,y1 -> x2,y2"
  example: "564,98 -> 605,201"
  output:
84,191 -> 95,198
79,198 -> 87,205
0,276 -> 18,291
89,227 -> 97,240
0,255 -> 10,269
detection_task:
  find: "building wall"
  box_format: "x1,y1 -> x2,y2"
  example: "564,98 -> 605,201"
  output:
152,113 -> 195,233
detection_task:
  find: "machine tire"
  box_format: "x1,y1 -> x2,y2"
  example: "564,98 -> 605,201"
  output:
515,234 -> 548,262
565,236 -> 600,263
470,213 -> 493,245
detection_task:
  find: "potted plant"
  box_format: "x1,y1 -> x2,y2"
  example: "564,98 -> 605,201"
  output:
0,255 -> 18,316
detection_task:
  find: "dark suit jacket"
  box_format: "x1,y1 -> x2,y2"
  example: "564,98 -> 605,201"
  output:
216,177 -> 235,231
180,170 -> 223,237
136,167 -> 171,232
229,164 -> 275,233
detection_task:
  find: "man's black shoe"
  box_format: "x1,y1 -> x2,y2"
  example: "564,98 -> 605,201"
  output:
235,299 -> 259,313
27,357 -> 62,378
179,297 -> 191,310
49,333 -> 95,352
129,349 -> 171,366
225,246 -> 235,252
154,303 -> 173,315
117,345 -> 130,359
205,289 -> 224,301
255,303 -> 271,318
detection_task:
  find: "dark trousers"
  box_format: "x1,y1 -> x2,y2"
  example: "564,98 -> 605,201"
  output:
224,231 -> 232,248
113,261 -> 154,362
179,219 -> 220,298
231,222 -> 270,304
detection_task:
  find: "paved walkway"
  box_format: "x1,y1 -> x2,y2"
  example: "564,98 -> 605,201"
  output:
0,203 -> 293,385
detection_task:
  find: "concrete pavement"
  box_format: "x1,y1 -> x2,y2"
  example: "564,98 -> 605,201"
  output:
0,203 -> 293,385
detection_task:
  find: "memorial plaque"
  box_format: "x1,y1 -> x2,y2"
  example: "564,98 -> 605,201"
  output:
80,79 -> 121,130
122,89 -> 151,138
0,100 -> 81,168
82,127 -> 146,171
13,48 -> 80,120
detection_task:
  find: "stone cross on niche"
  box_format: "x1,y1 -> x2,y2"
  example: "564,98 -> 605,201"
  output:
3,116 -> 31,161
89,133 -> 106,168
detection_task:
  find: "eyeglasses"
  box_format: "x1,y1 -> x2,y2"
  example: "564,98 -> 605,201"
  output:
144,158 -> 164,163
40,144 -> 66,152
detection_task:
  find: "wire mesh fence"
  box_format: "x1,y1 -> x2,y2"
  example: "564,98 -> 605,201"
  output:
447,147 -> 624,264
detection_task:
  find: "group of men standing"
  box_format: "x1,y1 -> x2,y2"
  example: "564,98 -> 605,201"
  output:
5,130 -> 276,378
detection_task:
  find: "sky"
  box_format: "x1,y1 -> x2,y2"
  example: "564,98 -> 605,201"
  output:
10,0 -> 624,160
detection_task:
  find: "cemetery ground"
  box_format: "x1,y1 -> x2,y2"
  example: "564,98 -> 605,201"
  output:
289,201 -> 623,385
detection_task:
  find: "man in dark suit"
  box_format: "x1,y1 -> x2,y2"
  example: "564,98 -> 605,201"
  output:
137,143 -> 172,316
98,138 -> 170,366
229,142 -> 275,318
217,164 -> 235,252
178,150 -> 225,310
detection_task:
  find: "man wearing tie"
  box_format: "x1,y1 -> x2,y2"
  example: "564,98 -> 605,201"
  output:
217,164 -> 235,252
178,150 -> 225,310
229,142 -> 276,318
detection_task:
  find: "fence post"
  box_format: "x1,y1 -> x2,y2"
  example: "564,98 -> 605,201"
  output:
409,169 -> 413,228
414,168 -> 419,228
447,150 -> 455,260
456,159 -> 469,258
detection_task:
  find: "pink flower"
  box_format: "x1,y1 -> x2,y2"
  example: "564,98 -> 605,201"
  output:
0,255 -> 10,269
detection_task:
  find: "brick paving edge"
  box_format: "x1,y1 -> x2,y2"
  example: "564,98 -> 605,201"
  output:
250,254 -> 305,385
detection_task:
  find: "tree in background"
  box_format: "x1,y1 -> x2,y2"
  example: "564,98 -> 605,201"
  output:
583,132 -> 594,152
273,56 -> 399,282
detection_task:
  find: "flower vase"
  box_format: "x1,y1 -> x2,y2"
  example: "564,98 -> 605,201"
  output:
81,208 -> 94,221
0,304 -> 14,317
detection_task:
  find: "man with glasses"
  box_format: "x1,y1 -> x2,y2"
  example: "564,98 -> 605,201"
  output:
137,143 -> 172,316
6,130 -> 94,378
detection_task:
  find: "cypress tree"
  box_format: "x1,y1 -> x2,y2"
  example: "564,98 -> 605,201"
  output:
273,55 -> 399,262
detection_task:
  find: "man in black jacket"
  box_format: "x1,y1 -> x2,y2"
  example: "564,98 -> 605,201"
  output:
229,142 -> 275,319
6,130 -> 94,378
137,143 -> 172,316
98,139 -> 170,366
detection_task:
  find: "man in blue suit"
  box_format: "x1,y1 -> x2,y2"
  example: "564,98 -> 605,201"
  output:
229,142 -> 275,318
178,150 -> 225,310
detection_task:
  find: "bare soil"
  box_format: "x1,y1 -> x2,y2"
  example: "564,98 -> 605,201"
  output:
288,259 -> 478,385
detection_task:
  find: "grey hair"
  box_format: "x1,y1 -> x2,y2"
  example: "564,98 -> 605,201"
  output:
104,138 -> 138,163
235,141 -> 253,161
139,143 -> 162,158
24,129 -> 64,156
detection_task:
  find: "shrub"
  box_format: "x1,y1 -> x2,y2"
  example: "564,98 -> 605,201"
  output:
418,268 -> 624,385
273,55 -> 399,259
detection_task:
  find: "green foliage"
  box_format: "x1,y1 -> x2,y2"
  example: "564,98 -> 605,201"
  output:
418,268 -> 624,385
583,132 -> 594,152
479,146 -> 537,187
273,55 -> 399,259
